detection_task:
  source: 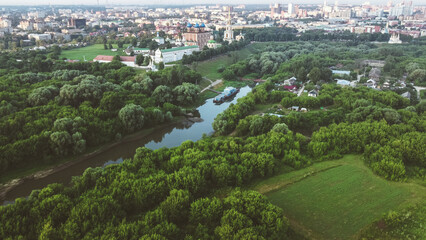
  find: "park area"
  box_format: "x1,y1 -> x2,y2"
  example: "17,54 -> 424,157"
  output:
195,43 -> 264,80
60,44 -> 129,61
250,155 -> 425,239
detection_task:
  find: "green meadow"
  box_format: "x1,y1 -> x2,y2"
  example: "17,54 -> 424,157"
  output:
60,44 -> 129,61
251,155 -> 425,239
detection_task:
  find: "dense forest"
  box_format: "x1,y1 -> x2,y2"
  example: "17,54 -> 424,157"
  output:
220,41 -> 425,85
1,130 -> 305,239
0,41 -> 425,239
1,82 -> 424,239
0,51 -> 202,174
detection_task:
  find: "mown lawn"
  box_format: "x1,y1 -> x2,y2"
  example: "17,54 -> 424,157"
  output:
251,155 -> 425,239
60,44 -> 129,61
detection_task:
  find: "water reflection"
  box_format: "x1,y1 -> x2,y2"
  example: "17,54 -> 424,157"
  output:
2,86 -> 252,204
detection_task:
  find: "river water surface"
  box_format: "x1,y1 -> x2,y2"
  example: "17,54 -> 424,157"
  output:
2,86 -> 252,204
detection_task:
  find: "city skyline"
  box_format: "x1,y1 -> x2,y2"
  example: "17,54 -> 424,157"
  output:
0,0 -> 425,6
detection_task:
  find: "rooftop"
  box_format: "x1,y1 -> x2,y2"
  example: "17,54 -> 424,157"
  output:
160,45 -> 198,53
332,70 -> 351,75
94,55 -> 135,62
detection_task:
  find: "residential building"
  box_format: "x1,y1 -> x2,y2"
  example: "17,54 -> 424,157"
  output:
369,68 -> 381,80
0,18 -> 11,28
270,3 -> 282,18
401,91 -> 411,99
207,39 -> 222,49
68,18 -> 87,28
18,20 -> 33,30
288,3 -> 294,16
308,90 -> 318,97
28,33 -> 52,41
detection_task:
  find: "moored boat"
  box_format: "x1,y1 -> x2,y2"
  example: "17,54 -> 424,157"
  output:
213,87 -> 240,104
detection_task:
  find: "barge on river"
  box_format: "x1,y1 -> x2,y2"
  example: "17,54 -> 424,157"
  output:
213,87 -> 240,104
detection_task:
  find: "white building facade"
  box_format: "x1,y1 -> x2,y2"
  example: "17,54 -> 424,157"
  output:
154,45 -> 199,64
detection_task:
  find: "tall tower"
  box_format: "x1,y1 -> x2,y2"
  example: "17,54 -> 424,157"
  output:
288,3 -> 294,15
223,8 -> 234,43
334,0 -> 339,11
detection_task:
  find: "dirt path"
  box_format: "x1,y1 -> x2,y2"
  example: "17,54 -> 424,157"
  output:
200,79 -> 223,93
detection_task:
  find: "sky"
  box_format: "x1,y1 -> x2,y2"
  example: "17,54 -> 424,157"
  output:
0,0 -> 424,6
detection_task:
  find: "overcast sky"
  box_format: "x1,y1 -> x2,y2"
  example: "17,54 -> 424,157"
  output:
0,0 -> 424,6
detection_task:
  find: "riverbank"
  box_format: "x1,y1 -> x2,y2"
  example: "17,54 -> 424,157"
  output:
0,117 -> 187,203
1,85 -> 253,205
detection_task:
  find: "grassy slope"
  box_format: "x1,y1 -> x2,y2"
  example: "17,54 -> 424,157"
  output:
250,155 -> 425,240
60,44 -> 129,61
196,43 -> 261,80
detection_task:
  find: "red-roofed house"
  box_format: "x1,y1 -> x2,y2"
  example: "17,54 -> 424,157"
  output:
283,85 -> 297,91
93,55 -> 136,67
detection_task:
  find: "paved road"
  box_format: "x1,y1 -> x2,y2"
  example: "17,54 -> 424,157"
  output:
414,86 -> 426,100
200,79 -> 223,94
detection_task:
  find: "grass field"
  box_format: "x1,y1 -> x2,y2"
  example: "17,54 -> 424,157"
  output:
250,155 -> 426,240
196,43 -> 263,80
60,44 -> 129,61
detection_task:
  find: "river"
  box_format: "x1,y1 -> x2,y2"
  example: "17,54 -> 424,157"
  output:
2,86 -> 252,204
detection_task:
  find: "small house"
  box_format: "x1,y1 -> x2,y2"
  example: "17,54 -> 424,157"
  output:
383,81 -> 391,88
283,85 -> 297,91
308,90 -> 318,97
368,68 -> 381,80
365,79 -> 377,88
133,48 -> 150,55
401,91 -> 411,99
284,77 -> 297,86
336,79 -> 351,86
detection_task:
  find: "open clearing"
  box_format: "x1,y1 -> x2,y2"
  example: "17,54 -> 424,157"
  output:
196,43 -> 263,80
60,44 -> 129,61
250,155 -> 425,240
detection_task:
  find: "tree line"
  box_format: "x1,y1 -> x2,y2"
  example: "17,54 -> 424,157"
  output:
0,58 -> 201,174
0,128 -> 310,239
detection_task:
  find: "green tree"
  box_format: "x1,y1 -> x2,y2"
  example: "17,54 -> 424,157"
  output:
158,62 -> 165,70
297,67 -> 307,83
173,83 -> 200,105
152,85 -> 173,105
271,123 -> 289,134
118,104 -> 145,132
160,189 -> 191,223
136,55 -> 144,66
309,67 -> 321,83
